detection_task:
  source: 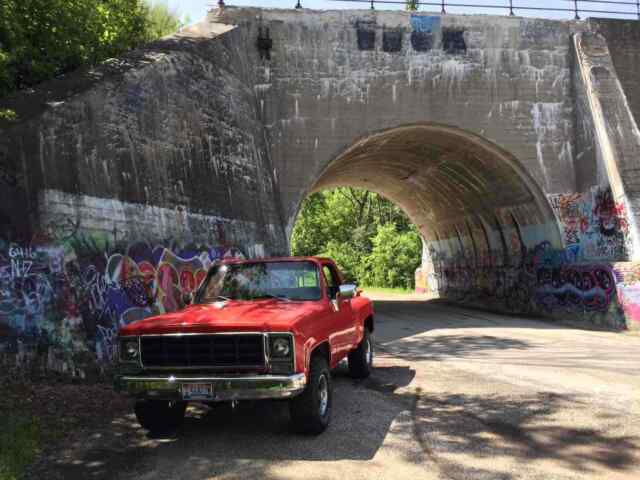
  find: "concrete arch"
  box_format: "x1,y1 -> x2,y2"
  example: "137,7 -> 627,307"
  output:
292,123 -> 563,261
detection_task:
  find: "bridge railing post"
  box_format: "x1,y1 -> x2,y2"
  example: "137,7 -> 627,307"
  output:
441,0 -> 446,14
574,0 -> 580,20
509,0 -> 514,16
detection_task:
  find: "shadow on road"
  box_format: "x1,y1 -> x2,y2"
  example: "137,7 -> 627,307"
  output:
35,365 -> 420,480
415,391 -> 640,479
378,334 -> 533,360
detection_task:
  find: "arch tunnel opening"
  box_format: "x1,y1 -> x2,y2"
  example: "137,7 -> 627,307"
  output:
290,123 -> 565,310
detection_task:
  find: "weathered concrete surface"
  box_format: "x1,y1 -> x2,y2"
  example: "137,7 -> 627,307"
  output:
4,8 -> 640,372
235,9 -> 577,234
28,300 -> 640,480
0,22 -> 285,251
0,19 -> 287,373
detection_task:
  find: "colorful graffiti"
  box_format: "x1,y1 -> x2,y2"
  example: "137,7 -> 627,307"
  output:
612,263 -> 640,326
415,267 -> 429,294
548,186 -> 630,262
0,237 -> 245,370
426,241 -> 623,325
419,186 -> 637,331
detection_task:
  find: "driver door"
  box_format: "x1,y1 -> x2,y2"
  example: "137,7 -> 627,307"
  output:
322,263 -> 356,358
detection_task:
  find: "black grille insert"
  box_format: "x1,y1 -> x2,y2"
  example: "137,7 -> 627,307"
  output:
140,334 -> 265,368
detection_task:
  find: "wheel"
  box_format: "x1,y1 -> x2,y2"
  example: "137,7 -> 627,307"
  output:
289,355 -> 332,435
134,400 -> 186,434
348,329 -> 373,378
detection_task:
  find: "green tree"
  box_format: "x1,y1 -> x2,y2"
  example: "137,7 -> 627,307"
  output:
360,224 -> 422,290
291,187 -> 422,289
0,0 -> 184,98
406,0 -> 419,11
145,1 -> 188,40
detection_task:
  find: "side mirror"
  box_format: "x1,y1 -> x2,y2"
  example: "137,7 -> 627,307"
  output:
337,284 -> 357,300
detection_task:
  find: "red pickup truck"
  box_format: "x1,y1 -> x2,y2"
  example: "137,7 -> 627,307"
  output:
115,256 -> 374,435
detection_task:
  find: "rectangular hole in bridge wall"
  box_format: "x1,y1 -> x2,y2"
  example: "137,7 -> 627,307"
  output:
411,31 -> 433,52
443,28 -> 466,54
383,30 -> 403,52
357,28 -> 376,50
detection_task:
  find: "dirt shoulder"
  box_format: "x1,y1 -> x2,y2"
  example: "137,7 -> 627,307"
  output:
0,372 -> 141,480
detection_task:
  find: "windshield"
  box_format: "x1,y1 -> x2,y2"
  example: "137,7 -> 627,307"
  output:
196,261 -> 321,302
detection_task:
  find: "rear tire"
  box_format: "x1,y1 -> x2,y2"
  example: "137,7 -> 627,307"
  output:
134,400 -> 186,434
289,356 -> 332,435
348,329 -> 373,379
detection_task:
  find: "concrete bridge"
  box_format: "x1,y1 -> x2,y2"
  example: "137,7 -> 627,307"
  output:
2,8 -> 640,371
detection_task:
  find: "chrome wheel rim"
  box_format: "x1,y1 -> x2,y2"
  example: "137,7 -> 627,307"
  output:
365,338 -> 373,365
318,374 -> 329,417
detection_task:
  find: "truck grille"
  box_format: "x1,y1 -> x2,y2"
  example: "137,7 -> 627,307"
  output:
140,334 -> 265,369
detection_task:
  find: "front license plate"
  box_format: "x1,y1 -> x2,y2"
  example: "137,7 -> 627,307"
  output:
181,383 -> 214,400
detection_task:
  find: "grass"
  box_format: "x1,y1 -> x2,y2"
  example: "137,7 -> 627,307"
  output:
0,413 -> 40,480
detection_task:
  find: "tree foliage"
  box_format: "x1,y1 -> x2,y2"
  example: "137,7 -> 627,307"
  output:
405,0 -> 419,11
146,1 -> 189,40
0,0 -> 185,98
291,188 -> 422,289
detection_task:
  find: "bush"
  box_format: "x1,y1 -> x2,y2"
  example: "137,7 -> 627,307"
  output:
360,224 -> 422,290
0,0 -> 184,98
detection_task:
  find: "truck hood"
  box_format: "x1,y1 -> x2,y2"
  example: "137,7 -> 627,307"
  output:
119,299 -> 325,335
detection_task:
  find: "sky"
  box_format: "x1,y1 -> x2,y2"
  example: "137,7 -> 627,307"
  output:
153,0 -> 639,24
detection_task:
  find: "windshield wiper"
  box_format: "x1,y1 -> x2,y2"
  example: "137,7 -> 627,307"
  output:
212,295 -> 232,302
254,294 -> 291,302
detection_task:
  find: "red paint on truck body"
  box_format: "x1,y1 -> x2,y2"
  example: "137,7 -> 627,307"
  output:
119,257 -> 374,374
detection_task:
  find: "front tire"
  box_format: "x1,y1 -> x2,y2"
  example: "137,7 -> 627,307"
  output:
134,400 -> 186,434
348,329 -> 373,378
289,356 -> 332,435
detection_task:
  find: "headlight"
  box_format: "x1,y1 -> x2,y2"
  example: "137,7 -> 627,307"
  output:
119,337 -> 140,363
272,337 -> 291,357
268,334 -> 294,374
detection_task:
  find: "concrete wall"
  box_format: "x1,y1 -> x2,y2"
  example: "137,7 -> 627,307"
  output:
235,9 -> 579,232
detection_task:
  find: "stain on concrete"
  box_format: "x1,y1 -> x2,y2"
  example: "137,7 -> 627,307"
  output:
257,26 -> 273,60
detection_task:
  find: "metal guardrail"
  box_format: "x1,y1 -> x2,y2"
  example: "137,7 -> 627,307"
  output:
318,0 -> 640,19
209,0 -> 640,20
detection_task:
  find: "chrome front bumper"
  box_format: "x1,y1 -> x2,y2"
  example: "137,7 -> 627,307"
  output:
115,373 -> 307,401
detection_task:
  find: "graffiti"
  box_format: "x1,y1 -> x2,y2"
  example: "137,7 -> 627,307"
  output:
594,188 -> 628,237
548,187 -> 630,262
0,236 -> 245,369
612,263 -> 640,326
415,267 -> 429,294
410,15 -> 440,33
422,231 -> 632,329
534,265 -> 615,313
